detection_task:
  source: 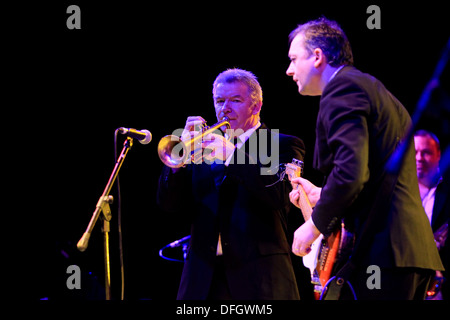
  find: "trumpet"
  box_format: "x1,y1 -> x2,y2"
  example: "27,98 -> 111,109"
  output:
157,116 -> 231,168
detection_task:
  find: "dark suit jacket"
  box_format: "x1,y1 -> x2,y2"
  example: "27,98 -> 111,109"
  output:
312,66 -> 443,271
432,178 -> 450,233
432,178 -> 450,298
157,124 -> 305,299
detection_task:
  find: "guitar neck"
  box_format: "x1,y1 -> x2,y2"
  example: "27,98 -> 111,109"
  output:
297,185 -> 313,221
434,222 -> 448,251
285,160 -> 313,222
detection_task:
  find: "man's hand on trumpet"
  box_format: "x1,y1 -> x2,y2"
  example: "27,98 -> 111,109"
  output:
202,133 -> 236,163
181,116 -> 207,141
181,115 -> 235,164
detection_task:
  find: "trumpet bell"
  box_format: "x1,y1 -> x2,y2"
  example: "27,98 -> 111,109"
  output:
157,135 -> 188,168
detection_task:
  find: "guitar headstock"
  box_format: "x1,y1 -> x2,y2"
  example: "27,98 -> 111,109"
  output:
285,158 -> 304,181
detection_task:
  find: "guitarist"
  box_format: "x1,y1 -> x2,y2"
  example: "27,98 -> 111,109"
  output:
286,17 -> 444,299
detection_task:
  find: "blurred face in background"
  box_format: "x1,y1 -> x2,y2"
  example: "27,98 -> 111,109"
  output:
414,135 -> 441,184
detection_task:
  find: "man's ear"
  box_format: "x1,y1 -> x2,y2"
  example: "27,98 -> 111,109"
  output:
252,101 -> 262,115
313,48 -> 326,68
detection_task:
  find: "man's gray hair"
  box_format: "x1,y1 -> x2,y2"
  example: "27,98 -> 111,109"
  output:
213,68 -> 263,106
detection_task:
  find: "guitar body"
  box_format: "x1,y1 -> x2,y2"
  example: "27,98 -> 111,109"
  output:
317,228 -> 341,289
285,158 -> 355,300
426,222 -> 448,300
313,223 -> 354,299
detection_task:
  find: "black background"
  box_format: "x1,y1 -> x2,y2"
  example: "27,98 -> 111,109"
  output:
9,1 -> 449,300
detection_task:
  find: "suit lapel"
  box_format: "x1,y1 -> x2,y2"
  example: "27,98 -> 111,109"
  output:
431,181 -> 449,230
211,162 -> 226,189
211,124 -> 271,188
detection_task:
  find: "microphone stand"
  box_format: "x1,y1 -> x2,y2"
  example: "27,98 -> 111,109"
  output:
77,137 -> 134,300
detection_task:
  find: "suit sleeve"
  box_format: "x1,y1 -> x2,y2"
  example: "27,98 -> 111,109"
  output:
312,77 -> 372,236
156,165 -> 192,213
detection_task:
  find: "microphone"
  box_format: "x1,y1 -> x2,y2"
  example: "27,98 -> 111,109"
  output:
119,127 -> 152,145
168,235 -> 191,248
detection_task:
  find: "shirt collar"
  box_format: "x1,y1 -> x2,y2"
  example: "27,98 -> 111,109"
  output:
328,65 -> 345,83
224,121 -> 261,166
226,121 -> 261,148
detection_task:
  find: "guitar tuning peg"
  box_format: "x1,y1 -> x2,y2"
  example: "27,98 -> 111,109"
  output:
292,158 -> 303,166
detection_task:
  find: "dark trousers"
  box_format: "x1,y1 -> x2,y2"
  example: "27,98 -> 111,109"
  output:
207,256 -> 232,300
340,266 -> 433,300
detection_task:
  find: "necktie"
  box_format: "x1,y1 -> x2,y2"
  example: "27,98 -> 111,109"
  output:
211,162 -> 225,187
212,136 -> 240,187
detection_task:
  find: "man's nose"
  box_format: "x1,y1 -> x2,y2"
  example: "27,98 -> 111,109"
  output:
286,62 -> 294,76
221,101 -> 232,113
217,102 -> 231,120
416,151 -> 423,161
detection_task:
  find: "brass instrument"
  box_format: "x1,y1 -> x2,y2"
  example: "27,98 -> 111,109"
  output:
157,117 -> 231,168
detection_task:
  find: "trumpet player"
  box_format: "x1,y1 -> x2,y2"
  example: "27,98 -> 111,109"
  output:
157,68 -> 305,300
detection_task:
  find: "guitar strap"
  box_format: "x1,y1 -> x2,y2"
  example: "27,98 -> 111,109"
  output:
322,170 -> 399,300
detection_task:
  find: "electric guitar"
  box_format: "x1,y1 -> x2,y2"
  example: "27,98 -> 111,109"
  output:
285,158 -> 354,299
426,222 -> 448,300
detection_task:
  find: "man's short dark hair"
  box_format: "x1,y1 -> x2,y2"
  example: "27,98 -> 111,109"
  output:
414,129 -> 441,152
289,17 -> 354,67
